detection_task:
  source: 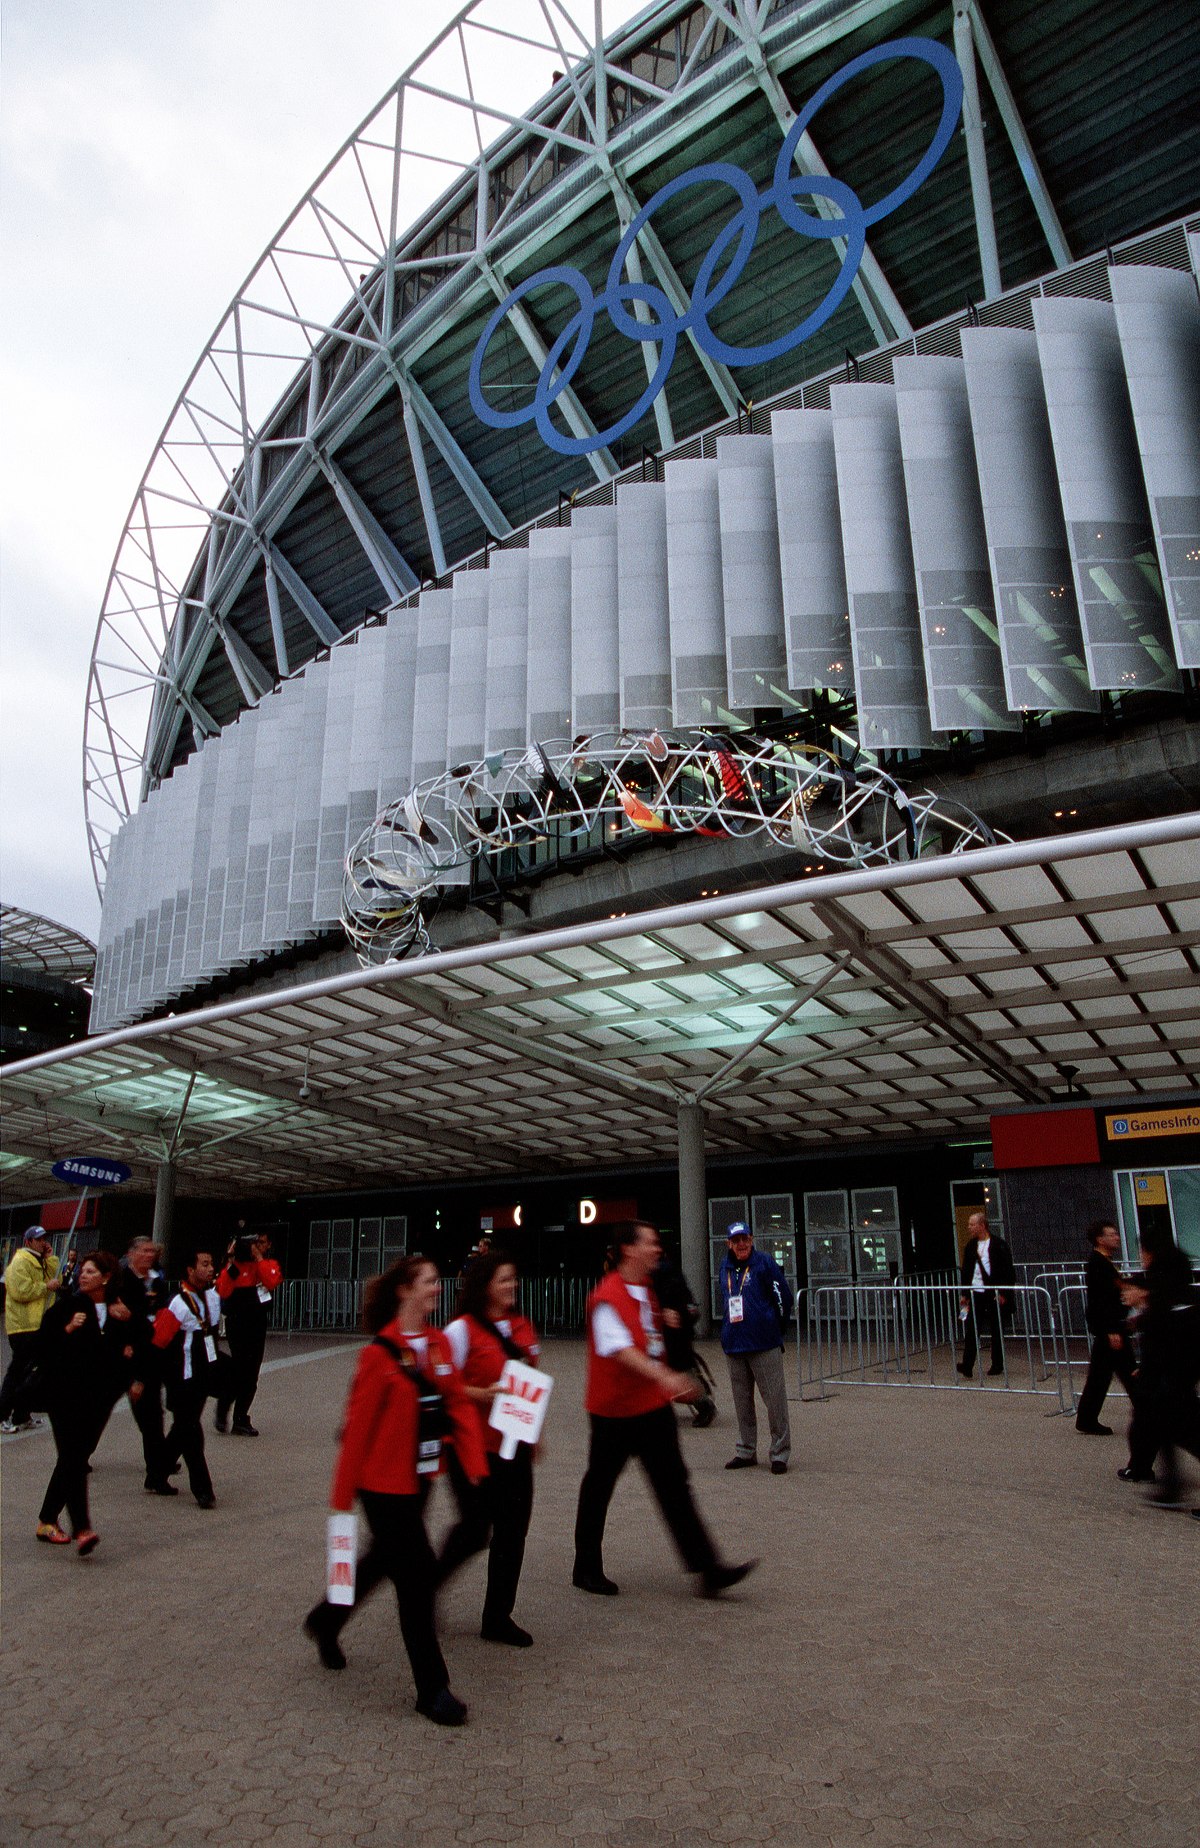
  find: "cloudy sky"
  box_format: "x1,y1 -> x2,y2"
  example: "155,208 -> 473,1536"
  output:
1,0 -> 643,942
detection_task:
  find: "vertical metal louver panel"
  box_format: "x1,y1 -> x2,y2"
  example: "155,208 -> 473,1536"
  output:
1109,264 -> 1200,669
771,409 -> 853,694
570,505 -> 621,732
241,687 -> 279,957
347,626 -> 388,884
288,662 -> 330,933
830,383 -> 935,751
315,645 -> 357,921
960,327 -> 1098,714
616,480 -> 673,733
264,677 -> 305,945
203,706 -> 241,970
527,527 -> 572,743
893,357 -> 1019,733
170,755 -> 200,988
188,739 -> 220,973
376,606 -> 420,809
1033,297 -> 1179,694
716,436 -> 791,712
484,550 -> 531,753
664,458 -> 731,726
220,708 -> 257,961
410,587 -> 454,786
446,570 -> 490,767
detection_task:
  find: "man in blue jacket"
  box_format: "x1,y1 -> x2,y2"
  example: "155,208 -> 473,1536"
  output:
719,1223 -> 793,1475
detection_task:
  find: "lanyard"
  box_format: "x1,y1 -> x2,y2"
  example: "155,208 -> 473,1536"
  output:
180,1287 -> 211,1333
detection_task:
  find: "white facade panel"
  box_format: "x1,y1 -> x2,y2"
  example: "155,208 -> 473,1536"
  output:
664,458 -> 730,727
376,606 -> 421,808
484,550 -> 530,753
716,435 -> 790,712
616,481 -> 672,734
315,645 -> 358,921
527,527 -> 572,743
771,409 -> 853,694
570,505 -> 620,732
288,662 -> 330,932
410,587 -> 454,786
446,569 -> 490,767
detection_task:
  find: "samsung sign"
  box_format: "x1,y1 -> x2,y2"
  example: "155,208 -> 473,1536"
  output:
51,1156 -> 132,1188
469,38 -> 963,458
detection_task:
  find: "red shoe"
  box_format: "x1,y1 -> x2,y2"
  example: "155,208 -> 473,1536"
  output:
75,1529 -> 100,1556
36,1522 -> 71,1545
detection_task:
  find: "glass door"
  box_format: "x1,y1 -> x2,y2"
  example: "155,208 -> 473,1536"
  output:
850,1186 -> 902,1280
709,1194 -> 749,1317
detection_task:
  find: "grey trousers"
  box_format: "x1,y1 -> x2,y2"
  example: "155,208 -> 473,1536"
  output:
726,1347 -> 791,1465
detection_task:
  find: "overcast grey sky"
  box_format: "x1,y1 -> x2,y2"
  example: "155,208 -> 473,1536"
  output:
0,1 -> 643,944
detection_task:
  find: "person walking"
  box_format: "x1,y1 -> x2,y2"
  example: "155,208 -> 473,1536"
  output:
153,1249 -> 222,1509
1121,1224 -> 1200,1507
35,1250 -> 142,1553
957,1211 -> 1015,1378
114,1236 -> 174,1493
304,1256 -> 486,1725
437,1250 -> 541,1647
1,1228 -> 62,1433
573,1221 -> 756,1600
1075,1219 -> 1138,1437
718,1222 -> 793,1473
213,1232 -> 282,1435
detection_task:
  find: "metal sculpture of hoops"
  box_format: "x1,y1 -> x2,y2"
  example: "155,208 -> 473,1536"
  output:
341,729 -> 1003,966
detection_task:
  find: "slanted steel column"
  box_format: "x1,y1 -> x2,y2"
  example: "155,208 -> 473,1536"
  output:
151,1159 -> 176,1262
677,1099 -> 710,1337
954,5 -> 1002,300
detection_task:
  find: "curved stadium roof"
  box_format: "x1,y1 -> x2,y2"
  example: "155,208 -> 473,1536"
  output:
85,0 -> 1200,888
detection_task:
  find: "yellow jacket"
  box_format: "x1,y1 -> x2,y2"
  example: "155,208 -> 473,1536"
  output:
4,1247 -> 60,1336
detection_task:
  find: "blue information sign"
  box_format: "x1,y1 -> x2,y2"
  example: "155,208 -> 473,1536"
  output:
51,1156 -> 132,1188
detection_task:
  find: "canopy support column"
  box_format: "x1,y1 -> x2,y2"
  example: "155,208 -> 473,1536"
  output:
152,1159 -> 176,1263
677,1099 -> 709,1337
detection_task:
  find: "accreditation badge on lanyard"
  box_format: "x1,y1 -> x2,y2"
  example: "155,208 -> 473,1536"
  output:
727,1263 -> 751,1324
182,1288 -> 217,1363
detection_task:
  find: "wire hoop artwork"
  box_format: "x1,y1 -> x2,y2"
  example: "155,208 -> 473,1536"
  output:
342,729 -> 1003,965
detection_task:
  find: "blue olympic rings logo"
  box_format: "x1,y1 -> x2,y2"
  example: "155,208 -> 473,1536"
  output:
468,37 -> 962,457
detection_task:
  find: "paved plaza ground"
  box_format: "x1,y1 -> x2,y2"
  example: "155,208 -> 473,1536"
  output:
1,1333 -> 1196,1847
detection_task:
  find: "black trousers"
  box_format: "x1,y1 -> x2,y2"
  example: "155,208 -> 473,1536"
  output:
574,1405 -> 718,1578
961,1295 -> 1004,1374
131,1349 -> 168,1479
0,1331 -> 41,1423
1128,1373 -> 1200,1491
217,1311 -> 267,1423
39,1400 -> 109,1533
438,1447 -> 534,1625
356,1487 -> 449,1702
165,1379 -> 214,1501
1075,1334 -> 1138,1430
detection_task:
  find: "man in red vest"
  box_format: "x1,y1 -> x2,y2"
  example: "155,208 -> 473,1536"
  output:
573,1220 -> 756,1599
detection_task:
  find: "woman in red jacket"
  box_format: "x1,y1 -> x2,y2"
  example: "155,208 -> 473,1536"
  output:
213,1232 -> 283,1435
436,1251 -> 540,1647
306,1255 -> 485,1726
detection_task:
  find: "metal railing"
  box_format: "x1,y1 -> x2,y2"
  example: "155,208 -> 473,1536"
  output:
802,1282 -> 1077,1413
267,1273 -> 599,1336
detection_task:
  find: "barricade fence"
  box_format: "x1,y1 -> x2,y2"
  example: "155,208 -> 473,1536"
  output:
267,1273 -> 599,1337
801,1282 -> 1078,1413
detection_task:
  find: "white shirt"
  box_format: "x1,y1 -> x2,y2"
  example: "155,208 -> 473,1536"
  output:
444,1316 -> 513,1371
167,1286 -> 221,1380
94,1302 -> 108,1330
970,1237 -> 992,1293
592,1285 -> 664,1359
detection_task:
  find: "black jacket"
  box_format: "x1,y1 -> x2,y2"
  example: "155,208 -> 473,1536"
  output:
1084,1249 -> 1127,1339
959,1234 -> 1015,1296
38,1293 -> 139,1408
112,1266 -> 170,1364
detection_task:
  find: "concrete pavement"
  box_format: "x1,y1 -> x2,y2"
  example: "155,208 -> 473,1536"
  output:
1,1335 -> 1196,1847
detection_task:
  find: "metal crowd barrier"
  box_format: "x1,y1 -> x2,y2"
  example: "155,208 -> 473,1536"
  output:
268,1272 -> 599,1336
802,1282 -> 1077,1413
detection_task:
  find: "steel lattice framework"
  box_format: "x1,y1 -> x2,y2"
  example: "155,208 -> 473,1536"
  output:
85,0 -> 1111,896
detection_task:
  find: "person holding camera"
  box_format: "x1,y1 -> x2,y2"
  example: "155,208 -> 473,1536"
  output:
305,1256 -> 486,1726
213,1231 -> 282,1436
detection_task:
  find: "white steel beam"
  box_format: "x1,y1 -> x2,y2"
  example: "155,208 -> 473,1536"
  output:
953,4 -> 1002,300
312,450 -> 420,598
966,0 -> 1071,270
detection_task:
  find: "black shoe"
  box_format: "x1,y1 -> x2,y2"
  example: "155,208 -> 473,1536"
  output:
956,1363 -> 972,1377
481,1617 -> 533,1647
699,1559 -> 758,1599
213,1415 -> 228,1435
770,1461 -> 788,1476
194,1494 -> 216,1510
304,1604 -> 347,1671
416,1688 -> 467,1727
572,1567 -> 619,1596
1117,1466 -> 1155,1483
1075,1422 -> 1113,1436
231,1420 -> 259,1437
144,1477 -> 179,1496
724,1455 -> 756,1470
986,1366 -> 1005,1377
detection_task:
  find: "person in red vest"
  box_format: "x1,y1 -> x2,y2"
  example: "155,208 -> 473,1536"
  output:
304,1255 -> 486,1726
437,1250 -> 540,1647
213,1231 -> 282,1435
573,1220 -> 757,1599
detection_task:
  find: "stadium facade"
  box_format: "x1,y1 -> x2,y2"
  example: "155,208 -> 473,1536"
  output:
4,0 -> 1199,1295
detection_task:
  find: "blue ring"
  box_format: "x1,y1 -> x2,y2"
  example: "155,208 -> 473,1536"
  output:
468,36 -> 963,456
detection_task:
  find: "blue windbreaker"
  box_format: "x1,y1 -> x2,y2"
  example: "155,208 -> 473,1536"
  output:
719,1246 -> 793,1355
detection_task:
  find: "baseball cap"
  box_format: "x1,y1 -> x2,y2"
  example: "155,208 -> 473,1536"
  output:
727,1222 -> 751,1239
